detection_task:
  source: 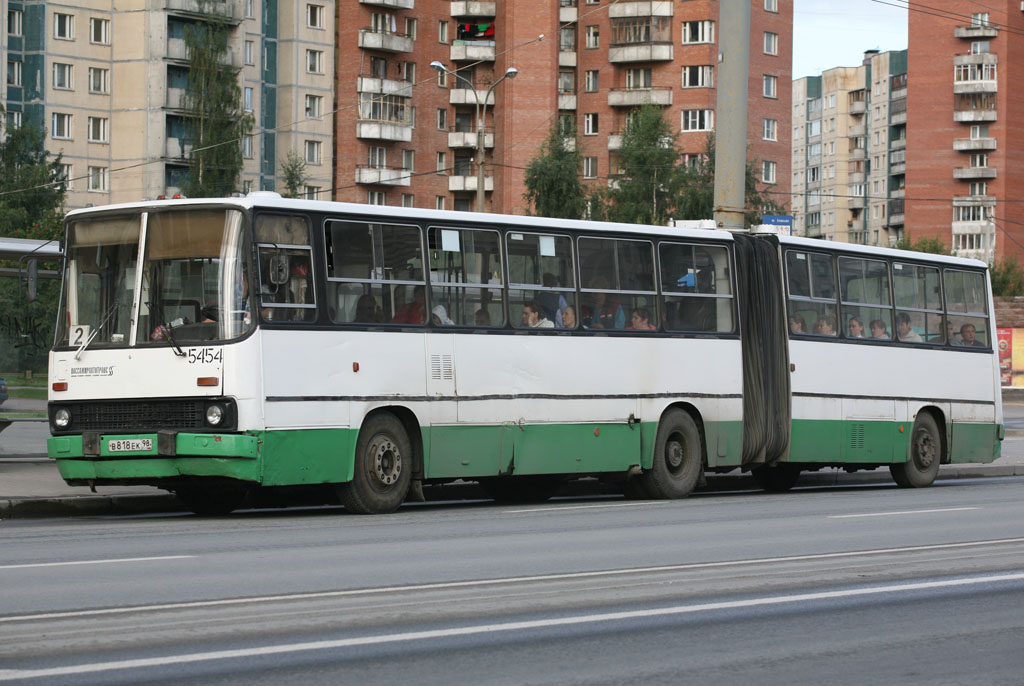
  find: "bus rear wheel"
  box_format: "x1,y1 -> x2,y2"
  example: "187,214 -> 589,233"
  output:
751,463 -> 801,492
890,413 -> 942,488
339,413 -> 412,514
641,409 -> 702,499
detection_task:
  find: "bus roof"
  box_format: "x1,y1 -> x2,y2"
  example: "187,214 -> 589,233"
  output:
0,236 -> 62,260
63,196 -> 987,270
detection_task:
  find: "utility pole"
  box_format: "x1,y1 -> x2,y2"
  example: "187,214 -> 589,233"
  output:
712,0 -> 751,233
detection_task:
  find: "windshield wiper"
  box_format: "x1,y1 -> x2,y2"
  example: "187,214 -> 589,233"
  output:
162,320 -> 187,358
74,300 -> 122,360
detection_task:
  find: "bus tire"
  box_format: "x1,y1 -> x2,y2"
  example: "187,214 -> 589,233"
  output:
641,409 -> 702,499
890,412 -> 942,488
175,483 -> 248,516
340,413 -> 412,514
751,463 -> 801,492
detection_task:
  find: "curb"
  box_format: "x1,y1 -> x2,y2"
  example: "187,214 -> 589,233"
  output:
1,464 -> 1021,520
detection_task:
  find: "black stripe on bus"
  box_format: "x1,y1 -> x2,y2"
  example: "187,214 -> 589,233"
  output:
266,392 -> 745,403
792,392 -> 995,406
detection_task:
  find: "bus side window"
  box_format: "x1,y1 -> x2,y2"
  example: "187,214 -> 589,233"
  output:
944,269 -> 989,348
786,251 -> 837,336
659,242 -> 734,333
838,256 -> 892,341
893,262 -> 943,344
578,237 -> 656,331
428,226 -> 504,326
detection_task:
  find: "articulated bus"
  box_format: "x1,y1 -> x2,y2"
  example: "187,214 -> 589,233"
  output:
46,196 -> 1002,514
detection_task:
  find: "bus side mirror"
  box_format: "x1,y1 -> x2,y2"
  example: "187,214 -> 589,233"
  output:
26,259 -> 38,302
269,254 -> 290,285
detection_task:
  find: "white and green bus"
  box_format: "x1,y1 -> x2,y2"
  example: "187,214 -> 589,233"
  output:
46,196 -> 1002,514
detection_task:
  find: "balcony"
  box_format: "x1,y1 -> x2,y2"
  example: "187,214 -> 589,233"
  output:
953,24 -> 998,39
953,167 -> 997,180
559,51 -> 577,67
954,109 -> 997,122
357,76 -> 413,98
890,137 -> 906,150
890,110 -> 907,125
848,146 -> 865,161
360,0 -> 414,7
164,137 -> 192,159
449,86 -> 494,106
560,6 -> 577,23
166,37 -> 240,67
165,87 -> 186,110
848,195 -> 865,209
450,42 -> 496,62
355,166 -> 413,186
558,94 -> 577,110
848,100 -> 866,115
608,86 -> 672,107
608,43 -> 673,63
953,137 -> 996,151
953,79 -> 997,95
890,161 -> 905,175
848,171 -> 865,184
448,129 -> 494,148
953,194 -> 995,207
888,213 -> 904,227
450,1 -> 495,17
358,28 -> 414,53
608,1 -> 674,17
847,218 -> 865,233
356,119 -> 413,142
890,188 -> 905,199
848,123 -> 865,137
448,175 -> 493,192
165,0 -> 242,24
608,134 -> 622,150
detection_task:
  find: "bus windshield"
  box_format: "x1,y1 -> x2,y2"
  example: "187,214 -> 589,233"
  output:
57,208 -> 254,350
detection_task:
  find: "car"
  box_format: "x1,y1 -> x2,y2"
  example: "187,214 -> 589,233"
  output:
0,377 -> 7,407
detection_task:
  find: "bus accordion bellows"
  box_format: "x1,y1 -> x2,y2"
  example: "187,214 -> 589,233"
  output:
47,196 -> 1002,514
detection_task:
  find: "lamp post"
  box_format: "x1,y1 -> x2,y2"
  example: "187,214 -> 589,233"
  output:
431,61 -> 517,212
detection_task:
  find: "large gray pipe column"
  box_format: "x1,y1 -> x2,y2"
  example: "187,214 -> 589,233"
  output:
713,1 -> 752,233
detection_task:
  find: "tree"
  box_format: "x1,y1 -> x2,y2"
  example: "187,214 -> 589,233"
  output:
895,236 -> 952,255
991,257 -> 1024,296
523,118 -> 586,219
0,113 -> 66,234
280,150 -> 308,199
182,5 -> 253,198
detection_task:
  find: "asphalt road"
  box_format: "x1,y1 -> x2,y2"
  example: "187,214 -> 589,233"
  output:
2,477 -> 1023,684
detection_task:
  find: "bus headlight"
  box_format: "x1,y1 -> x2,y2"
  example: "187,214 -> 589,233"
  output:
205,404 -> 225,426
54,408 -> 71,428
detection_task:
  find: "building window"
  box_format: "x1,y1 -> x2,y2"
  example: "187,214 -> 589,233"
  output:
439,20 -> 448,43
560,27 -> 576,51
304,186 -> 320,200
583,156 -> 597,178
244,87 -> 253,112
244,40 -> 254,65
681,65 -> 713,88
437,108 -> 447,130
969,41 -> 990,55
306,50 -> 323,74
681,20 -> 714,44
52,63 -> 73,90
307,4 -> 323,28
970,153 -> 988,168
8,9 -> 23,36
245,0 -> 254,18
305,94 -> 323,118
368,191 -> 386,205
584,70 -> 599,92
584,113 -> 598,135
5,110 -> 21,129
625,68 -> 652,89
87,166 -> 108,192
762,118 -> 777,141
51,112 -> 72,139
406,17 -> 417,39
585,25 -> 599,48
558,71 -> 574,94
969,182 -> 988,196
305,140 -> 321,165
437,69 -> 447,87
435,195 -> 445,210
368,146 -> 386,168
89,17 -> 109,44
402,149 -> 415,171
764,31 -> 778,55
54,13 -> 74,40
436,151 -> 446,173
763,74 -> 777,98
970,124 -> 989,139
402,194 -> 414,208
58,163 -> 72,191
87,116 -> 108,143
971,12 -> 989,27
764,0 -> 778,11
242,134 -> 253,158
955,63 -> 996,82
681,109 -> 713,131
7,59 -> 22,87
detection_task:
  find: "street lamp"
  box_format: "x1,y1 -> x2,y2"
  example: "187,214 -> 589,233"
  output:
431,61 -> 518,212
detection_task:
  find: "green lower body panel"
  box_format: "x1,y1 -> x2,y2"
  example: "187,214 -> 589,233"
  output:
950,422 -> 999,464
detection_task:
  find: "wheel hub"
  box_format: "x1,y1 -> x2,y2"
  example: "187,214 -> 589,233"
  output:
666,436 -> 685,471
371,437 -> 402,486
915,431 -> 936,469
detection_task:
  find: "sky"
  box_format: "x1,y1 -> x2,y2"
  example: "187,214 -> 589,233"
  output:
792,0 -> 909,79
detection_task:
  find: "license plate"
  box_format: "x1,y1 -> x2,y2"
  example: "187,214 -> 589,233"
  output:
107,438 -> 153,453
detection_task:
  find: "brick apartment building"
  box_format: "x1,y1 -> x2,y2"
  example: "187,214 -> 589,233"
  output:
335,0 -> 792,216
907,2 -> 1024,263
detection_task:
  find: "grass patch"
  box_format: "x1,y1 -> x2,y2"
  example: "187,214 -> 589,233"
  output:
8,388 -> 47,400
0,412 -> 46,419
0,374 -> 47,388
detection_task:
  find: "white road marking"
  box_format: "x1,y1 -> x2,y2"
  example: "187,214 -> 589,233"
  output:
828,507 -> 980,519
506,501 -> 669,514
2,538 -> 1023,624
0,555 -> 194,571
2,571 -> 1023,681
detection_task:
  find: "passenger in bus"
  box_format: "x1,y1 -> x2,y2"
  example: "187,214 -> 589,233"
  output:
959,323 -> 985,347
355,294 -> 384,323
538,273 -> 569,327
629,307 -> 656,331
896,312 -> 922,342
788,313 -> 806,334
475,309 -> 492,326
946,320 -> 962,345
431,305 -> 455,326
847,316 -> 865,338
391,285 -> 426,324
521,300 -> 554,328
561,305 -> 577,329
870,319 -> 890,339
813,314 -> 837,336
583,278 -> 625,329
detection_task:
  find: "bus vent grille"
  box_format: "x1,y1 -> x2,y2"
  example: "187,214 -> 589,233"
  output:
849,423 -> 865,450
430,354 -> 454,381
69,399 -> 206,433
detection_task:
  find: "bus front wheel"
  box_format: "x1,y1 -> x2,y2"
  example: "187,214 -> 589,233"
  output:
641,409 -> 702,499
890,412 -> 942,488
340,413 -> 412,514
